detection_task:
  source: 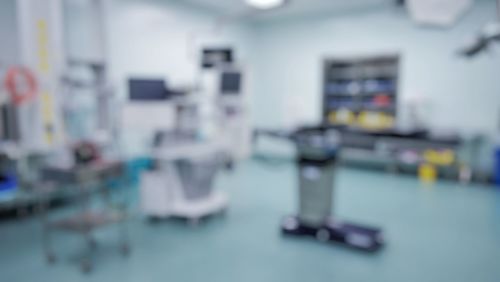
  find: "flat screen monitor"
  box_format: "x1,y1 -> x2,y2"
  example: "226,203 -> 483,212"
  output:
220,71 -> 242,95
129,79 -> 169,101
202,48 -> 233,69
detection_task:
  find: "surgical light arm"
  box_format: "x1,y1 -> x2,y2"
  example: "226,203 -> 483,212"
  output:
459,0 -> 500,57
460,22 -> 500,57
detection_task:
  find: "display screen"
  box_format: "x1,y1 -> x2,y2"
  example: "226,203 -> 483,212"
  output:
220,72 -> 242,95
202,48 -> 233,69
129,79 -> 169,101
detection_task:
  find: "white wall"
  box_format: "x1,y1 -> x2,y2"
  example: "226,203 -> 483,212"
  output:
64,0 -> 253,98
107,0 -> 252,96
64,0 -> 106,63
64,0 -> 253,155
248,0 -> 500,137
56,0 -> 500,159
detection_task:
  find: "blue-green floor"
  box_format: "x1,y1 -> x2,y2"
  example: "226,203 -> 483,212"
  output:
1,160 -> 500,282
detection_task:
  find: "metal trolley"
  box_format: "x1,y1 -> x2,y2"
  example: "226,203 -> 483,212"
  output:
38,161 -> 130,273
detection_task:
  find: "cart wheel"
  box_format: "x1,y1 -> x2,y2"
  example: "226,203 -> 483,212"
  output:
219,208 -> 228,217
189,218 -> 200,227
387,164 -> 399,174
147,216 -> 161,224
46,253 -> 56,264
316,229 -> 330,242
89,238 -> 98,250
17,208 -> 28,218
120,244 -> 131,257
81,260 -> 92,274
225,160 -> 235,171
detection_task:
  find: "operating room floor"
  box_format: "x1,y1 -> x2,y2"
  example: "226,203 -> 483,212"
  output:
1,160 -> 500,282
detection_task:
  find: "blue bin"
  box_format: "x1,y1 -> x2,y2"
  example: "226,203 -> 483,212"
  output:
127,157 -> 152,185
495,148 -> 500,187
0,175 -> 17,193
104,158 -> 152,190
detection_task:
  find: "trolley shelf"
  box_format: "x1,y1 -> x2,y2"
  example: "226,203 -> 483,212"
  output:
39,160 -> 131,273
49,210 -> 126,232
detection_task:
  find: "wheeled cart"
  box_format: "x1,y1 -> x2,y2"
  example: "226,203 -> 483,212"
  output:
280,126 -> 384,252
39,161 -> 130,273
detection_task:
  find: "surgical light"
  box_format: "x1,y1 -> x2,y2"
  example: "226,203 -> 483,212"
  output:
245,0 -> 287,10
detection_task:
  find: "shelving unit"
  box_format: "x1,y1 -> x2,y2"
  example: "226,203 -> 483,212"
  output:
323,55 -> 400,130
318,55 -> 477,182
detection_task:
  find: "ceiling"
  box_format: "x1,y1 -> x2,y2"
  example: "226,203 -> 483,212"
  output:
180,0 -> 396,22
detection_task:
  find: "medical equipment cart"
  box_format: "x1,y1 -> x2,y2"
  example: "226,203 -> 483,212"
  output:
39,161 -> 130,273
281,126 -> 384,251
141,141 -> 228,225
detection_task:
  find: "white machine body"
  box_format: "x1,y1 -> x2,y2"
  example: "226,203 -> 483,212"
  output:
140,142 -> 228,223
213,65 -> 252,161
217,95 -> 252,161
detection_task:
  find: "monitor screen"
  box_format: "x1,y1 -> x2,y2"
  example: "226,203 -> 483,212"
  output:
220,71 -> 242,95
202,48 -> 233,69
129,79 -> 169,101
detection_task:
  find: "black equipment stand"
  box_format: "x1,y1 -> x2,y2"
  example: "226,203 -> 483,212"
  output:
280,126 -> 384,252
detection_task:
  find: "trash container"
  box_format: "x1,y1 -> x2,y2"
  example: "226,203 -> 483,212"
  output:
294,127 -> 339,226
176,156 -> 219,200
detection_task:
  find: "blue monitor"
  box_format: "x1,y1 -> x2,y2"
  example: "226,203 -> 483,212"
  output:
220,71 -> 242,95
129,78 -> 169,101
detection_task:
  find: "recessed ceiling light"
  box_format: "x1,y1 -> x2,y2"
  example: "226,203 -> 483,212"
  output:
245,0 -> 287,10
